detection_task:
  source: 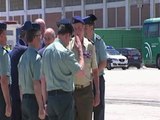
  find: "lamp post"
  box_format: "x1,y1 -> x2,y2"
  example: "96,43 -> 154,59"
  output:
136,0 -> 143,27
125,0 -> 130,29
150,0 -> 155,18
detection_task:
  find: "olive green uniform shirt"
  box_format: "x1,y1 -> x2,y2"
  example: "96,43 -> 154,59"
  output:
42,38 -> 81,92
69,37 -> 98,86
18,46 -> 41,94
94,33 -> 107,76
0,45 -> 10,82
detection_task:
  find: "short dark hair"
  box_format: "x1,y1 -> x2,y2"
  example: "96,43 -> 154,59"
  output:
19,30 -> 26,39
26,29 -> 39,43
57,24 -> 73,35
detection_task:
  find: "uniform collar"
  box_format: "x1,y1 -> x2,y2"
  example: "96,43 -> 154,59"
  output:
28,46 -> 38,53
82,37 -> 89,49
56,38 -> 66,48
93,33 -> 97,42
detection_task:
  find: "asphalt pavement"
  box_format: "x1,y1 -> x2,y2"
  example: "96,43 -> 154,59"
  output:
104,67 -> 160,120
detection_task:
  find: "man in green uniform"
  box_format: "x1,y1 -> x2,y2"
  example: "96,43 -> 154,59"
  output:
0,23 -> 12,120
69,16 -> 100,120
42,18 -> 84,120
0,22 -> 12,120
18,21 -> 45,120
83,14 -> 107,120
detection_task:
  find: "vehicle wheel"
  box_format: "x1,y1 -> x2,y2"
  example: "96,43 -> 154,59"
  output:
122,67 -> 127,70
156,56 -> 160,69
107,63 -> 112,70
137,64 -> 141,69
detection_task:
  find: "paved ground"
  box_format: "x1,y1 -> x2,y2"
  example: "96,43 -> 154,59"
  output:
104,67 -> 160,120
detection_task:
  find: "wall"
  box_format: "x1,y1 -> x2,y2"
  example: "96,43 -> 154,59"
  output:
95,29 -> 142,52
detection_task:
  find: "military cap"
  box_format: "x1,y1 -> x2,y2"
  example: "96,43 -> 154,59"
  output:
22,21 -> 40,31
72,16 -> 84,24
83,14 -> 97,25
56,18 -> 71,27
0,22 -> 7,30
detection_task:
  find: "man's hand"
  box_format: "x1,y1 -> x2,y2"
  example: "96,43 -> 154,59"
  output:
74,35 -> 82,51
38,107 -> 45,120
5,104 -> 12,117
93,91 -> 100,107
74,35 -> 84,69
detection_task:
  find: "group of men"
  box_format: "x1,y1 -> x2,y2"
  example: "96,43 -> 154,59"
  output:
0,14 -> 107,120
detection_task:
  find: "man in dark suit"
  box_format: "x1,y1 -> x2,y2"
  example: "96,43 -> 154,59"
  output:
17,29 -> 27,46
9,21 -> 29,120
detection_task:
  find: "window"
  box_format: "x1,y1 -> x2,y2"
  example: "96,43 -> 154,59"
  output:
148,23 -> 159,37
129,49 -> 140,56
107,0 -> 125,2
46,0 -> 61,8
121,50 -> 128,56
28,0 -> 41,9
0,0 -> 6,12
143,24 -> 148,37
64,0 -> 81,6
6,30 -> 13,36
10,0 -> 23,11
85,0 -> 102,4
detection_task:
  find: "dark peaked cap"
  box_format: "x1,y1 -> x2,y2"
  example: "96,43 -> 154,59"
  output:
83,14 -> 97,25
0,22 -> 7,30
72,16 -> 84,24
22,21 -> 40,31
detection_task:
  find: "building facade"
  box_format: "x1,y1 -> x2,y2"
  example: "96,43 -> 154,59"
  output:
0,0 -> 160,30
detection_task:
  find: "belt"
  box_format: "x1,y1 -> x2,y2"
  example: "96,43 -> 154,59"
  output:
23,94 -> 36,99
75,82 -> 91,90
48,89 -> 72,96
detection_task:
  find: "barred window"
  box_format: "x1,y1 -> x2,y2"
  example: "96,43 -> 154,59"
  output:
10,0 -> 23,11
0,0 -> 6,12
85,0 -> 102,4
28,0 -> 41,10
64,0 -> 81,6
46,0 -> 61,8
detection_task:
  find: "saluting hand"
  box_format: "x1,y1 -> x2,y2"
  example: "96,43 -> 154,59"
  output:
74,35 -> 82,51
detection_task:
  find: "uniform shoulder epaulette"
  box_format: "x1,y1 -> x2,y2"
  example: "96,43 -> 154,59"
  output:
2,47 -> 9,53
95,34 -> 102,41
88,38 -> 94,45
